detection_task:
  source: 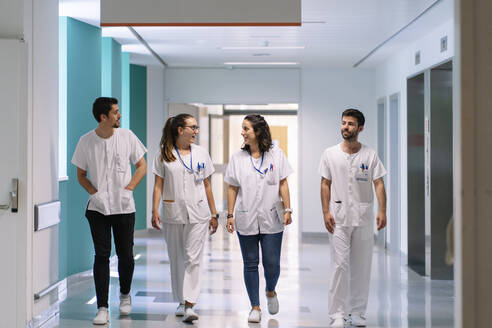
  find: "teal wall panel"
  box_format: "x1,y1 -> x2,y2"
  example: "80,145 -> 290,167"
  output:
101,37 -> 122,102
59,17 -> 102,278
121,53 -> 130,129
130,64 -> 147,230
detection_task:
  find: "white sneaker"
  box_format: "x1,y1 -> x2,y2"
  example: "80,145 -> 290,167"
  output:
350,313 -> 366,327
182,307 -> 199,322
266,291 -> 279,314
330,317 -> 345,328
175,303 -> 185,316
119,294 -> 132,315
93,307 -> 109,325
248,309 -> 261,323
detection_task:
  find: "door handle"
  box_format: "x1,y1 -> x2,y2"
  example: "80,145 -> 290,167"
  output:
11,178 -> 18,213
0,178 -> 18,213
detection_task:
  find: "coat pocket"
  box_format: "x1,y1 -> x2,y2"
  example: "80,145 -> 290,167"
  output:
163,200 -> 177,219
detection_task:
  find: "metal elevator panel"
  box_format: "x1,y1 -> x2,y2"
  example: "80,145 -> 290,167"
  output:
407,73 -> 426,276
430,61 -> 453,280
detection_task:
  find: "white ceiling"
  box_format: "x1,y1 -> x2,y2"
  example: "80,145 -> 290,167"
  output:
60,0 -> 453,68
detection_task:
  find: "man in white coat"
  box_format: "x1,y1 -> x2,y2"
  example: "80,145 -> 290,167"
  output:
72,97 -> 147,325
319,108 -> 387,328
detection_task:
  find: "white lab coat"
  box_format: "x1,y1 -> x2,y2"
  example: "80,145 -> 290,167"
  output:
318,143 -> 386,319
224,145 -> 293,235
71,128 -> 147,215
152,144 -> 214,303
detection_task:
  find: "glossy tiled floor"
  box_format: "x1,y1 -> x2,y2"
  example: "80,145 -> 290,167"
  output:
44,221 -> 454,328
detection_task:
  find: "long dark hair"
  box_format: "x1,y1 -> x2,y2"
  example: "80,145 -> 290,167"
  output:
241,114 -> 273,154
160,113 -> 193,162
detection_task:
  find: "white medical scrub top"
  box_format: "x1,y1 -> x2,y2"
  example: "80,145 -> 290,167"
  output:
71,128 -> 147,216
224,145 -> 293,235
318,143 -> 386,226
152,144 -> 214,224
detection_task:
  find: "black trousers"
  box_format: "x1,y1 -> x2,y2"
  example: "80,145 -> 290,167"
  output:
85,210 -> 135,308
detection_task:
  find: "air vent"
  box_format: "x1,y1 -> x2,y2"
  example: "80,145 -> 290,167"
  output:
440,36 -> 448,52
415,51 -> 421,65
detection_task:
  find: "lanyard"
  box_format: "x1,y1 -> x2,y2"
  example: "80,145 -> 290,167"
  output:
250,152 -> 267,175
175,146 -> 193,173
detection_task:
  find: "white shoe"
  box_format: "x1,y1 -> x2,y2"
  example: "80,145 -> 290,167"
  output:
119,294 -> 132,315
182,307 -> 199,322
350,313 -> 366,327
248,309 -> 261,323
175,303 -> 185,316
266,291 -> 279,314
331,317 -> 345,328
93,307 -> 109,325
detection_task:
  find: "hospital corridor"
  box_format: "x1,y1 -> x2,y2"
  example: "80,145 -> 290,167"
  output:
1,0 -> 491,327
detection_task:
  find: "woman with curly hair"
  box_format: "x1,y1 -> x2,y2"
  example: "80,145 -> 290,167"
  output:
224,114 -> 293,323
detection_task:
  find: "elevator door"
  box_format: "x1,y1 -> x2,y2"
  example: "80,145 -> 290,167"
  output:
430,61 -> 453,279
407,73 -> 426,276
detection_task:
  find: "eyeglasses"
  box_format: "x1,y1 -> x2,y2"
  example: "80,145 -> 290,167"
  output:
184,125 -> 200,132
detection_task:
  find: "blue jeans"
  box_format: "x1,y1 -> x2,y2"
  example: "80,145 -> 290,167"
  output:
237,231 -> 283,307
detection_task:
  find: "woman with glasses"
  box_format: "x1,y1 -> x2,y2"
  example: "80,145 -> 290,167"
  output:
151,113 -> 218,323
225,114 -> 293,323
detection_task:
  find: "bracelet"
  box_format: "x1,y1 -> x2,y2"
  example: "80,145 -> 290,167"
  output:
284,208 -> 293,214
227,213 -> 234,219
211,213 -> 219,220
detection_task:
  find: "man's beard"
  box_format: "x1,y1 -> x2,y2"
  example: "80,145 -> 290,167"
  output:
113,121 -> 120,128
341,129 -> 357,141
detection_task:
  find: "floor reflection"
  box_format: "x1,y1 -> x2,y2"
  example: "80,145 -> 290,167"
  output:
45,220 -> 454,327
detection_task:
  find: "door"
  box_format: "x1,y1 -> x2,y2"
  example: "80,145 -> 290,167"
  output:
0,39 -> 29,327
377,98 -> 387,248
388,93 -> 401,254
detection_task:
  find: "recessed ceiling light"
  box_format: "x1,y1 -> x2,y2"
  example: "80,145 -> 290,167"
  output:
250,35 -> 281,38
301,21 -> 326,24
224,62 -> 298,66
220,46 -> 305,50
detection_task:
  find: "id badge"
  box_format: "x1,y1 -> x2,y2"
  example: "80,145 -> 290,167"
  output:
355,171 -> 369,182
194,170 -> 205,182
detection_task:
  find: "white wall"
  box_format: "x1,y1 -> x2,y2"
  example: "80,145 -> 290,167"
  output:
146,66 -> 166,229
164,68 -> 300,104
299,68 -> 377,234
373,19 -> 454,254
21,0 -> 60,321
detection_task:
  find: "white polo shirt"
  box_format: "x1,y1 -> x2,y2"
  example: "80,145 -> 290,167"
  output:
318,143 -> 386,226
152,144 -> 214,224
225,145 -> 293,236
71,128 -> 147,216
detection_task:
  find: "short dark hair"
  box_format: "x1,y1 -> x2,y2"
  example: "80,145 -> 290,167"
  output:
241,114 -> 273,153
93,97 -> 118,122
342,108 -> 365,126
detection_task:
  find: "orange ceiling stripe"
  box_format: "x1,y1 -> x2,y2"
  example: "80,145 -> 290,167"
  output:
100,22 -> 301,27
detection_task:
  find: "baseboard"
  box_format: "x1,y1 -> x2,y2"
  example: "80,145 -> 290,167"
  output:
27,255 -> 117,328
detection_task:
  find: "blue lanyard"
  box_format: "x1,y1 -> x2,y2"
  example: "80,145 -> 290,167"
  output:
175,146 -> 193,172
250,152 -> 267,175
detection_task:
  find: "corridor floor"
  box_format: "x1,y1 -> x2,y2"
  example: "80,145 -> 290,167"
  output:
43,223 -> 454,328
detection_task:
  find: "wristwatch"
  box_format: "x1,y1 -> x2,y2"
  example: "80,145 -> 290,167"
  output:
284,208 -> 293,214
211,213 -> 219,220
227,213 -> 234,219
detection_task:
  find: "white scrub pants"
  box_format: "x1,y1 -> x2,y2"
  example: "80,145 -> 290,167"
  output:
328,224 -> 374,319
164,221 -> 208,304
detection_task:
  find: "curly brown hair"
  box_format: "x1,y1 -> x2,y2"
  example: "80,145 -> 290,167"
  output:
241,114 -> 273,154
